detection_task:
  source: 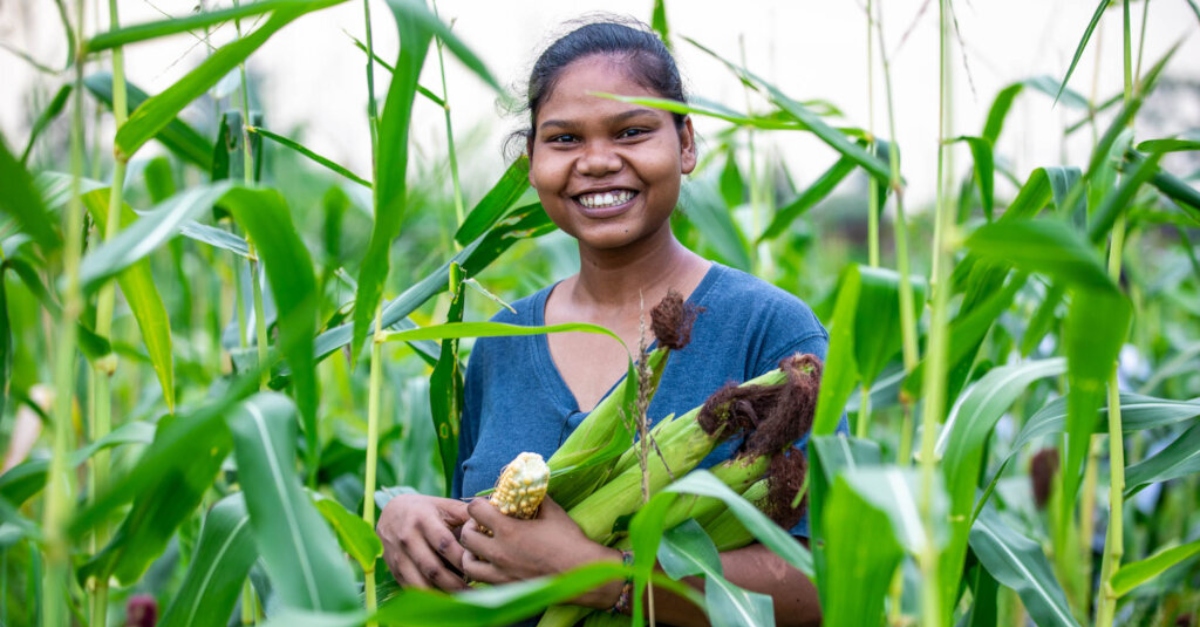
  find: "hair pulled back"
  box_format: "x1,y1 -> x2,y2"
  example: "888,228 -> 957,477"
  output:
510,18 -> 687,156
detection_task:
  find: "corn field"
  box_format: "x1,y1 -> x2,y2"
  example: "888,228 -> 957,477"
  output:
1,0 -> 1199,625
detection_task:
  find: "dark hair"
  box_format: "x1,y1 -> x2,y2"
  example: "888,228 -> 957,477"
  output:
508,18 -> 687,157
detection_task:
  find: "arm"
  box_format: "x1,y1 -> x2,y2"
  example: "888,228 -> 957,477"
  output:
460,498 -> 821,627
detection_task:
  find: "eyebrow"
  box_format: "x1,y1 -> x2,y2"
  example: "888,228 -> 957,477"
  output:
538,108 -> 661,132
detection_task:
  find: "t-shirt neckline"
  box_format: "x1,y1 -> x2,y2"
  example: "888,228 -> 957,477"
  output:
529,263 -> 726,416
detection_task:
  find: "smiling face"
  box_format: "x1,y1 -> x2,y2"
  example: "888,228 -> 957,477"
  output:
528,54 -> 696,257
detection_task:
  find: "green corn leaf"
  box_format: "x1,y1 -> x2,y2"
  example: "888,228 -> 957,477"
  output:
965,219 -> 1114,292
679,178 -> 751,272
81,189 -> 176,411
454,156 -> 530,245
812,265 -> 861,436
84,72 -> 213,169
854,266 -> 925,388
79,412 -> 230,586
0,494 -> 41,543
718,152 -> 745,209
158,493 -> 257,627
87,0 -> 322,51
759,154 -> 855,243
820,473 -> 904,627
651,0 -> 670,45
143,155 -> 176,202
34,170 -> 107,210
0,135 -> 61,252
373,562 -> 636,626
354,0 -> 436,362
1013,393 -> 1200,453
1136,137 -> 1200,153
839,467 -> 947,555
70,373 -> 259,538
1024,75 -> 1091,111
20,83 -> 72,164
383,320 -> 625,352
963,564 -> 1001,627
659,521 -> 774,627
0,256 -> 111,361
1111,539 -> 1200,598
662,471 -> 813,576
250,126 -> 371,188
79,182 -> 234,293
1055,0 -> 1112,105
937,359 -> 1068,616
314,202 -> 553,363
179,222 -> 252,258
683,36 -> 890,183
1019,283 -> 1066,357
969,507 -> 1080,627
115,2 -> 344,161
598,94 -> 804,131
0,268 -> 10,421
0,421 -> 154,508
429,279 -> 466,494
229,392 -> 358,611
1124,420 -> 1200,497
312,493 -> 383,572
220,187 -> 321,483
982,83 -> 1024,145
950,136 -> 996,220
1089,150 -> 1163,243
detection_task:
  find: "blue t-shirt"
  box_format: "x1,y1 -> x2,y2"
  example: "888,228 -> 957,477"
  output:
453,263 -> 840,537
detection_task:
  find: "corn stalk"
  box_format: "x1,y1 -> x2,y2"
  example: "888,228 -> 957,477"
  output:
1094,4 -> 1135,625
42,0 -> 87,623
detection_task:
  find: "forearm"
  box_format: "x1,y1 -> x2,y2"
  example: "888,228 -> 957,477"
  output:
622,543 -> 821,627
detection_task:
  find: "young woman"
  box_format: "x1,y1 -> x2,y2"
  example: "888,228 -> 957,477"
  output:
376,19 -> 831,627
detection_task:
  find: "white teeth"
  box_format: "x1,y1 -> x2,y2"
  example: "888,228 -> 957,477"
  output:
579,190 -> 633,209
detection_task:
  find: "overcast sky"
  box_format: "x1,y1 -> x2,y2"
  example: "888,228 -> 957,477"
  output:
2,1 -> 1198,207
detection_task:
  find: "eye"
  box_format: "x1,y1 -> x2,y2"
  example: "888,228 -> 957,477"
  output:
618,127 -> 648,139
545,133 -> 578,144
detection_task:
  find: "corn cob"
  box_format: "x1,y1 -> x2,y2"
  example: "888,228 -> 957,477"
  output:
478,452 -> 551,537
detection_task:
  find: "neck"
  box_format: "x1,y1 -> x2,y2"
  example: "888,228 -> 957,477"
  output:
571,228 -> 708,309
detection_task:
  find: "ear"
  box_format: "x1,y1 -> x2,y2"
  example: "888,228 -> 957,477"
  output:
679,116 -> 697,175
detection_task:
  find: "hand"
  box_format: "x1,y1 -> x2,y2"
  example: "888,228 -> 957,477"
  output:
376,493 -> 470,591
460,497 -> 622,607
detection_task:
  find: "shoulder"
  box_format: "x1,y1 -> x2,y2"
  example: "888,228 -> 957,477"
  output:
681,264 -> 828,378
697,264 -> 827,340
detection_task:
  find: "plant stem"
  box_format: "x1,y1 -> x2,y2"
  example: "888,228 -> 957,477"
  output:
916,2 -> 953,626
866,0 -> 880,270
874,0 -> 920,374
362,307 -> 385,625
1096,10 -> 1134,623
433,4 -> 464,232
43,1 -> 86,624
1095,218 -> 1128,627
88,2 -> 129,624
855,383 -> 871,439
1134,0 -> 1150,94
363,0 -> 379,156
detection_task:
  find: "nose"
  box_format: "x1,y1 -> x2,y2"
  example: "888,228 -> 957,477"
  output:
575,140 -> 622,177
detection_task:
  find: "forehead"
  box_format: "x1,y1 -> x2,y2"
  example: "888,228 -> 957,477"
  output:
537,55 -> 666,119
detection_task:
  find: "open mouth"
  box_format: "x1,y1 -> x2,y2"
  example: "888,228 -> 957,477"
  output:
575,189 -> 637,209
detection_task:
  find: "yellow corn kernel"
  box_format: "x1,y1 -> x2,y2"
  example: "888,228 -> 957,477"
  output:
490,452 -> 550,519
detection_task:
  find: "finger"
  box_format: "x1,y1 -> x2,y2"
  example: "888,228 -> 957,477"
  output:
406,539 -> 468,592
458,518 -> 491,554
466,498 -> 506,530
393,554 -> 432,589
421,519 -> 467,571
537,496 -> 566,520
463,549 -> 512,585
441,499 -> 471,527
